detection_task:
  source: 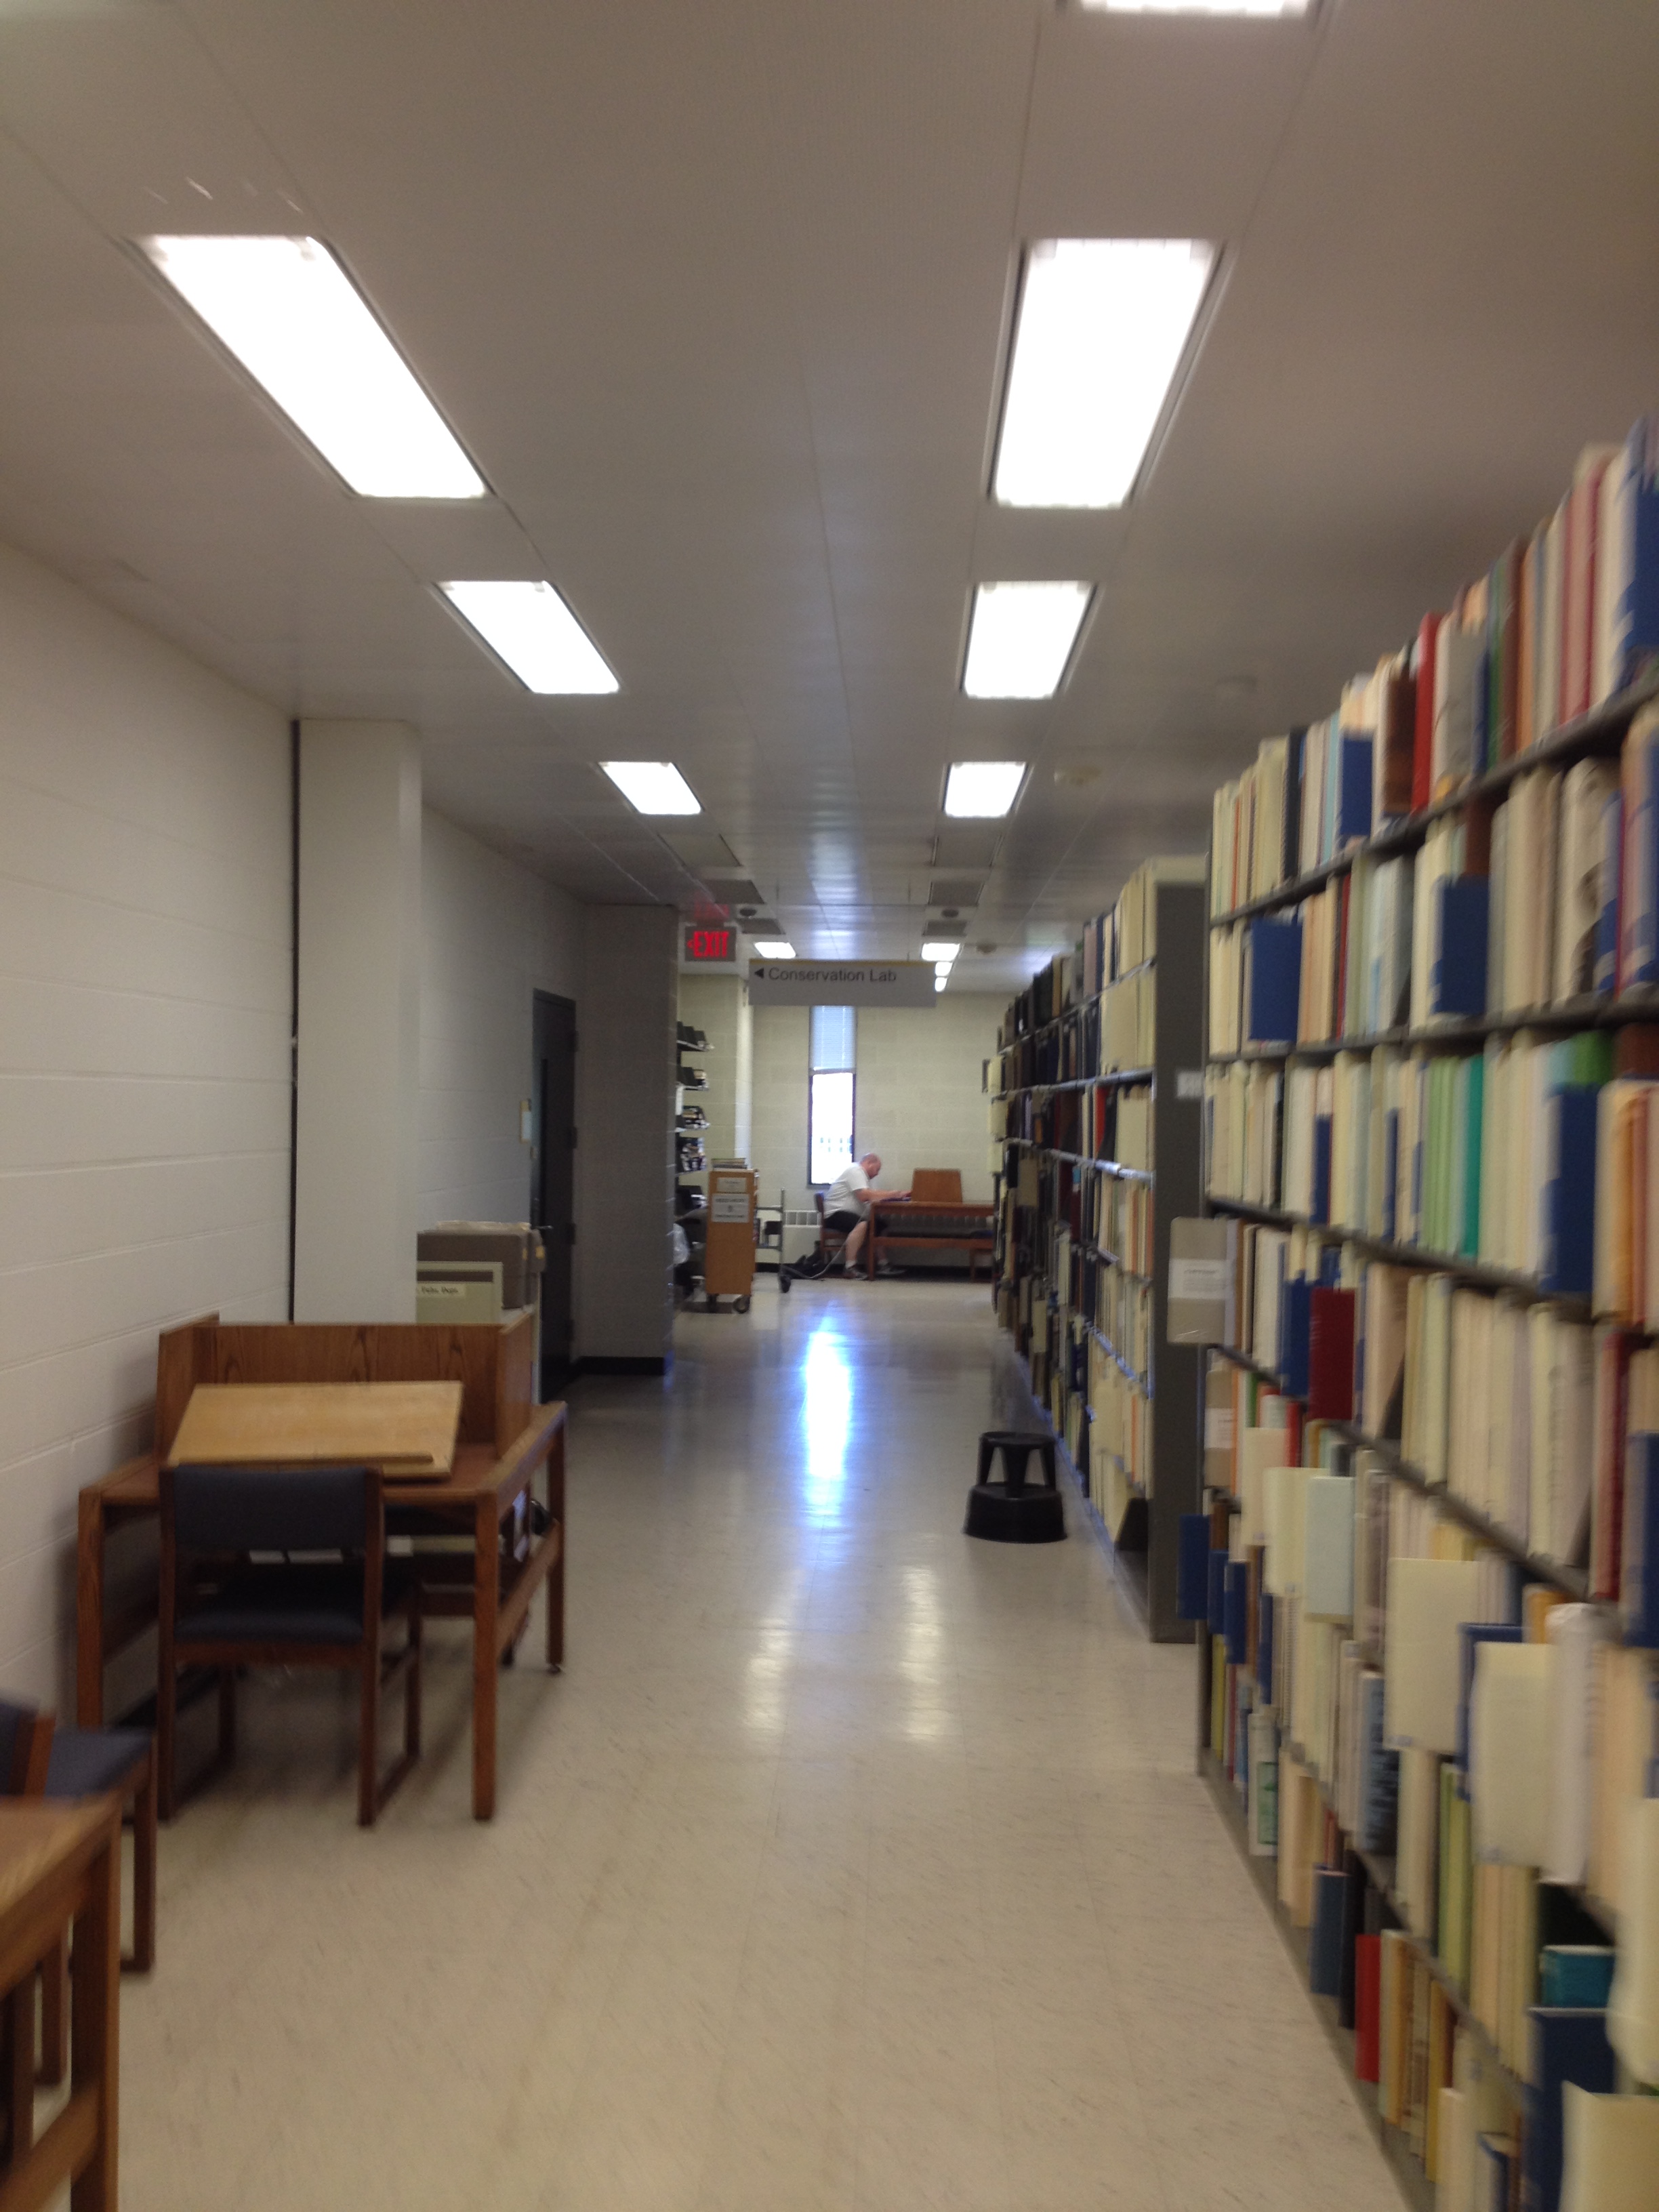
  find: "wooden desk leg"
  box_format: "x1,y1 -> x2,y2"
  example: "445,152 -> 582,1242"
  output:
472,1494 -> 498,1822
69,1827 -> 120,2212
546,1429 -> 565,1674
3,1978 -> 33,2165
127,1747 -> 157,1974
77,1492 -> 107,1727
39,1940 -> 68,2085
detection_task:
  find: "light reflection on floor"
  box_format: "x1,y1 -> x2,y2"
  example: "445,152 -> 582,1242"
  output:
800,1317 -> 853,1525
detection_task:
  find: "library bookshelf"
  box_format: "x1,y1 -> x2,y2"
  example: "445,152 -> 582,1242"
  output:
1192,428 -> 1659,2210
986,859 -> 1206,1641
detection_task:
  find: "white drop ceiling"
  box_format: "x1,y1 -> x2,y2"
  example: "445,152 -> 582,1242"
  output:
3,0 -> 1658,996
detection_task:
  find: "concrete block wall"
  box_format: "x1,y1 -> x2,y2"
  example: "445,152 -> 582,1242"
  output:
0,543 -> 292,1704
749,996 -> 1001,1223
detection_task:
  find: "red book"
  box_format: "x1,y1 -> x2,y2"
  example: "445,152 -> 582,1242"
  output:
1410,615 -> 1439,813
1308,1287 -> 1356,1422
1353,1934 -> 1381,2082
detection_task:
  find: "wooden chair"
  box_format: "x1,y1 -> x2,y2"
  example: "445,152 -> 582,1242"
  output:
158,1464 -> 422,1828
909,1168 -> 964,1204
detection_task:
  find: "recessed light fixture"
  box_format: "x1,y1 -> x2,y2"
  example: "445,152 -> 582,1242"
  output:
994,238 -> 1216,508
599,761 -> 701,815
138,234 -> 486,498
1081,0 -> 1307,12
963,581 -> 1092,699
944,762 -> 1027,819
935,975 -> 949,992
752,939 -> 796,959
441,579 -> 617,694
922,941 -> 962,964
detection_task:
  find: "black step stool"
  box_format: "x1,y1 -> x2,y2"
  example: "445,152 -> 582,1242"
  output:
964,1430 -> 1065,1543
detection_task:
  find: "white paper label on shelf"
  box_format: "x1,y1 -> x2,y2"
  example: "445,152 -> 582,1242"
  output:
710,1194 -> 749,1223
1175,1069 -> 1204,1101
1206,1408 -> 1235,1451
1169,1257 -> 1229,1303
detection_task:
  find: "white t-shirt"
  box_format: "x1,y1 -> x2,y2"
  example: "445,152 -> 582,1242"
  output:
824,1160 -> 869,1216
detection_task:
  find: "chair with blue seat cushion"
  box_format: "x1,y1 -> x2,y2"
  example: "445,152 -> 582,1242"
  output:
0,1698 -> 156,2095
158,1463 -> 422,1828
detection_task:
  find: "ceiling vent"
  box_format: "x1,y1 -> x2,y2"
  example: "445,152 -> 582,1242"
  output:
928,874 -> 987,909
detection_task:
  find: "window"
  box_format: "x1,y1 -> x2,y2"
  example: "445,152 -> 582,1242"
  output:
808,1006 -> 855,1185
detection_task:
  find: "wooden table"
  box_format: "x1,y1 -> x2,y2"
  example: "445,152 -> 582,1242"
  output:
867,1197 -> 996,1279
78,1404 -> 567,1823
0,1798 -> 121,2211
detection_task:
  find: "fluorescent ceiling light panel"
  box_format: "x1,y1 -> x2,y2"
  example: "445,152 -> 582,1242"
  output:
441,579 -> 617,693
752,939 -> 796,959
922,941 -> 961,963
139,235 -> 485,498
963,581 -> 1091,699
944,762 -> 1026,819
1082,0 -> 1307,12
599,761 -> 701,815
935,976 -> 949,991
994,238 -> 1215,508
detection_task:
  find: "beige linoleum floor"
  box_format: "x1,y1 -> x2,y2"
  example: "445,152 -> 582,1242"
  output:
115,1279 -> 1406,2212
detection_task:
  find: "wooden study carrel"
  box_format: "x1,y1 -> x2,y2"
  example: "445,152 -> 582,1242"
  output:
165,1380 -> 464,1477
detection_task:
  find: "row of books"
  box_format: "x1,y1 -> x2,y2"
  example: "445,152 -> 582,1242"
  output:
1201,1210 -> 1659,1618
984,966 -> 1158,1092
1078,854 -> 1206,1000
1204,1027 -> 1625,1297
1208,420 -> 1659,920
1210,732 -> 1659,1064
995,1147 -> 1153,1540
991,1084 -> 1155,1174
1194,1381 -> 1659,2207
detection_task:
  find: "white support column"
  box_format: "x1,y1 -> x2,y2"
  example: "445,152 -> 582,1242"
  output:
293,719 -> 422,1322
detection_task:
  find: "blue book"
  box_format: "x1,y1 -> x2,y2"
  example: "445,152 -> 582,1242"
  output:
1311,1114 -> 1332,1224
1594,785 -> 1623,994
1207,1549 -> 1229,1635
1622,718 -> 1659,987
1307,1865 -> 1347,1996
1457,1622 -> 1523,1773
1336,736 -> 1373,848
1176,1514 -> 1212,1622
1279,1276 -> 1313,1399
1257,1591 -> 1275,1698
1541,1088 -> 1601,1295
1622,1433 -> 1659,1647
1610,415 -> 1659,695
1382,1107 -> 1399,1240
1524,2009 -> 1615,2212
1247,917 -> 1303,1045
1357,1673 -> 1398,1854
1540,1948 -> 1616,2008
1431,876 -> 1490,1018
1224,1561 -> 1249,1664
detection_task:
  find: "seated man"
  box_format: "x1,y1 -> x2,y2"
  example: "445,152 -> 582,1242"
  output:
823,1151 -> 903,1276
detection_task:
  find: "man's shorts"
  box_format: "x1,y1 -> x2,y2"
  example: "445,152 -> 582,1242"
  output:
825,1209 -> 862,1233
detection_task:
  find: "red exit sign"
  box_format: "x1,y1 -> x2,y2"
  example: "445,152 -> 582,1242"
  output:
683,923 -> 737,965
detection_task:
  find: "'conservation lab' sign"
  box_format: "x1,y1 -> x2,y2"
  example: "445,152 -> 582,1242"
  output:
746,960 -> 937,1008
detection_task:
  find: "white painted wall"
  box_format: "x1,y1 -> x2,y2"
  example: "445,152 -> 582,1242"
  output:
750,996 -> 1002,1222
0,543 -> 291,1705
577,907 -> 677,1364
419,810 -> 580,1228
292,720 -> 423,1324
